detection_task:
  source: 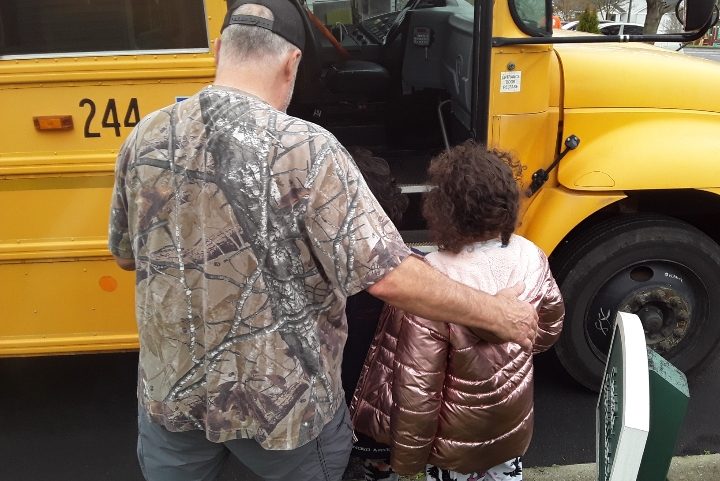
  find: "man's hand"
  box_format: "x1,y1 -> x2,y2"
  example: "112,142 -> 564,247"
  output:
493,282 -> 539,350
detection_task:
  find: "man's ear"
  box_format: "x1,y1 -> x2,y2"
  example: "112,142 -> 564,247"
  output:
284,49 -> 302,80
213,38 -> 222,65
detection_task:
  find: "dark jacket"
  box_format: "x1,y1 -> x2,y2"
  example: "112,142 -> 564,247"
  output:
343,290 -> 391,459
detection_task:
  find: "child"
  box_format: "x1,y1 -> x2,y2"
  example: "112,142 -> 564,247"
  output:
351,142 -> 565,481
343,147 -> 408,481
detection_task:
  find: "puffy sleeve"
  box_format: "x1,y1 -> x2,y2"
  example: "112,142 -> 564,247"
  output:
390,313 -> 449,475
349,304 -> 401,446
533,247 -> 565,354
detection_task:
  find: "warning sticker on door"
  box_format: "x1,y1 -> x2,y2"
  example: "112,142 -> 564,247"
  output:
500,71 -> 521,93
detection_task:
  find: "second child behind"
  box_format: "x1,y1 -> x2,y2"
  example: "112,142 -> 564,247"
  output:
351,142 -> 565,481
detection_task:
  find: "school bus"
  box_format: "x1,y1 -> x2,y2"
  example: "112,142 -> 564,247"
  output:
1,0 -> 719,390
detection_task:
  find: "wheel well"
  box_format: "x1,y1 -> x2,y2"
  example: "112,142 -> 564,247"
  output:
549,189 -> 720,266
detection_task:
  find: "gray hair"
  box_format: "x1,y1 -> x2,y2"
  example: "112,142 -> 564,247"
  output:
219,4 -> 296,66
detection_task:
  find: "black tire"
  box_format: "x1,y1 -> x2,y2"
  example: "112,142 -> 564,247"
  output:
552,214 -> 720,391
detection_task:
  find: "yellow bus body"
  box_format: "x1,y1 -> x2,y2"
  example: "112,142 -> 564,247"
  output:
0,1 -> 226,355
3,0 -> 720,361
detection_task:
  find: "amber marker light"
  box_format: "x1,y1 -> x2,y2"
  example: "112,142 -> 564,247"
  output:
33,115 -> 74,131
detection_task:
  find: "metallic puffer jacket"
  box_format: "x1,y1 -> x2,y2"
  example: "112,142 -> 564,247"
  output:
350,235 -> 565,475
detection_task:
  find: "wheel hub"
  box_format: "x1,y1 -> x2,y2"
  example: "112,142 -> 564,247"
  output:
619,286 -> 691,353
586,261 -> 698,360
638,305 -> 663,333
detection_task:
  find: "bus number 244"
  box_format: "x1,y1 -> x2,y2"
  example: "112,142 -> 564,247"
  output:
79,98 -> 140,138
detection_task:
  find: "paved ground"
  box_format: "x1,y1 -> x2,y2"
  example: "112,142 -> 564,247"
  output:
227,453 -> 720,480
520,454 -> 720,481
1,348 -> 717,480
341,454 -> 720,480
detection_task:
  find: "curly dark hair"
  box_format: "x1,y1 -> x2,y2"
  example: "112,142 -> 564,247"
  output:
422,141 -> 521,253
350,147 -> 409,225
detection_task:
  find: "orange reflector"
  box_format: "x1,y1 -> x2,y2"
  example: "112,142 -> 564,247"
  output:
99,276 -> 118,292
33,115 -> 74,131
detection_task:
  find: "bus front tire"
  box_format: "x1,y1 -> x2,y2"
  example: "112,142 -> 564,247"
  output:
552,214 -> 720,391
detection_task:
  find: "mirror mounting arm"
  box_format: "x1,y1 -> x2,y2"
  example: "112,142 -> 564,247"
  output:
494,30 -> 708,47
526,135 -> 580,197
494,13 -> 715,48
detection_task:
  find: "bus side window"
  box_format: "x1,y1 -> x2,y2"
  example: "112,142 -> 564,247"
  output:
0,2 -> 20,55
132,0 -> 208,50
0,0 -> 208,57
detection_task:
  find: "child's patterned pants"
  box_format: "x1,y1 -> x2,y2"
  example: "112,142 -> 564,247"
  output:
425,457 -> 522,481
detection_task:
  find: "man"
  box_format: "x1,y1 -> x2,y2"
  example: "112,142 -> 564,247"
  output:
108,1 -> 538,480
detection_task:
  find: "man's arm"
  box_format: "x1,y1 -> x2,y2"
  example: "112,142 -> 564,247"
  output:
113,255 -> 136,271
367,256 -> 538,349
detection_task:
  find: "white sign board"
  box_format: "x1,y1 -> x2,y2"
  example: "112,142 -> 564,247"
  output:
596,312 -> 650,481
500,71 -> 521,93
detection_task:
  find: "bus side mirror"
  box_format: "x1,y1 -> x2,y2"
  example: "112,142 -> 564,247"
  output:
682,0 -> 719,31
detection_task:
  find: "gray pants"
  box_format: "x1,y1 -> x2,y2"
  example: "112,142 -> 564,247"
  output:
137,404 -> 353,481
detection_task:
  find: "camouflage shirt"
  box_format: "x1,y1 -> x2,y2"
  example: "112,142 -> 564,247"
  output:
108,85 -> 410,449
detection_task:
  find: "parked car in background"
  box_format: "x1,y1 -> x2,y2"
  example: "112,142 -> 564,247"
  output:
561,19 -> 612,30
562,20 -> 644,34
598,22 -> 645,35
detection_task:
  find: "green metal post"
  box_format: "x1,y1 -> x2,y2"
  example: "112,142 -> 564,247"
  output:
636,349 -> 690,481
